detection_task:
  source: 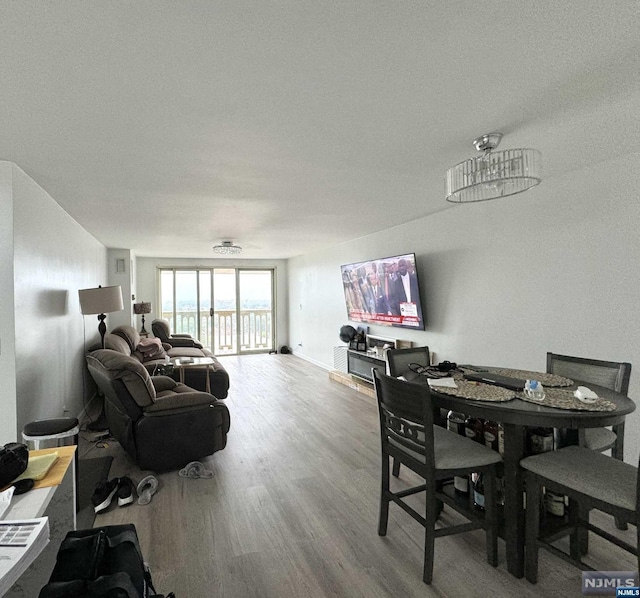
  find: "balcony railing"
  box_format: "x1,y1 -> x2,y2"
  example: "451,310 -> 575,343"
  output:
161,309 -> 273,355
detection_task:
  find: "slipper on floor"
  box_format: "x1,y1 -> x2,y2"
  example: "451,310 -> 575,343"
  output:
137,475 -> 158,505
178,461 -> 214,479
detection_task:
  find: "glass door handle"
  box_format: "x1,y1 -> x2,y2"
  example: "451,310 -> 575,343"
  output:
209,307 -> 214,317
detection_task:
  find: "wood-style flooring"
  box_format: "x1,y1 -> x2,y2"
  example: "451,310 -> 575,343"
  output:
80,354 -> 636,597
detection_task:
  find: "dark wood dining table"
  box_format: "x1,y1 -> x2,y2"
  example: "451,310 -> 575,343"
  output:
405,367 -> 635,578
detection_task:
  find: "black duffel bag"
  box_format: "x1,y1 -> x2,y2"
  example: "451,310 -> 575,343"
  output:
0,442 -> 29,488
38,524 -> 174,598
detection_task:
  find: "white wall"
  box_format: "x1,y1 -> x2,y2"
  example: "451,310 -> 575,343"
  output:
107,247 -> 135,330
135,257 -> 289,350
288,151 -> 640,463
0,163 -> 17,443
7,163 -> 107,439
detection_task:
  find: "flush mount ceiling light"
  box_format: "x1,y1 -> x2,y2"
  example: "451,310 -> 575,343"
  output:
213,241 -> 242,255
445,133 -> 541,203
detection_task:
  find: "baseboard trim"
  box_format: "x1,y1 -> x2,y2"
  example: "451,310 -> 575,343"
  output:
290,350 -> 331,371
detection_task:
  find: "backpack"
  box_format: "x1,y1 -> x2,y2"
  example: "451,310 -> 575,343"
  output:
0,442 -> 29,488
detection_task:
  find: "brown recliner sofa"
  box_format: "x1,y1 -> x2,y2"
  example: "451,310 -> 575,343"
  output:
151,319 -> 203,349
103,325 -> 229,399
87,349 -> 230,472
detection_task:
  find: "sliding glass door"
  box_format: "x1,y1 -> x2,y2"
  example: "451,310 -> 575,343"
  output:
159,267 -> 275,355
238,269 -> 274,352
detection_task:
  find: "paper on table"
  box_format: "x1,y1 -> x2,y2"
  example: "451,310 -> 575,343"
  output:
14,453 -> 59,482
427,378 -> 458,389
0,488 -> 14,520
0,517 -> 49,595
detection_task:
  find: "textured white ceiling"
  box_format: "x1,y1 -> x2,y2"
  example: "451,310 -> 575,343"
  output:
1,1 -> 639,258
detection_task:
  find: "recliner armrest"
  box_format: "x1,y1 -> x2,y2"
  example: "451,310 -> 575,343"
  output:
144,391 -> 218,414
171,333 -> 193,338
150,375 -> 178,393
164,338 -> 203,349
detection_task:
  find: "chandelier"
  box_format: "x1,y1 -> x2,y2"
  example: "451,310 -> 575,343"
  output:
445,133 -> 541,203
213,241 -> 242,255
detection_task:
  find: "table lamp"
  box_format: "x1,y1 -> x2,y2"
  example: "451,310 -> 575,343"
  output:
78,285 -> 124,348
133,302 -> 152,334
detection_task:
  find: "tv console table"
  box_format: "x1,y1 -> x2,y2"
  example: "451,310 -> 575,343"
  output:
347,349 -> 387,383
329,335 -> 410,396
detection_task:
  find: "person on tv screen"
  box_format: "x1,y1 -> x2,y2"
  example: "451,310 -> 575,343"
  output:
343,269 -> 366,315
390,258 -> 422,321
365,268 -> 390,315
356,267 -> 373,314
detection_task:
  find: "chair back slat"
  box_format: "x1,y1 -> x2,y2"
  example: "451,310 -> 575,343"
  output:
547,352 -> 631,395
387,346 -> 430,377
382,411 -> 426,459
373,369 -> 435,469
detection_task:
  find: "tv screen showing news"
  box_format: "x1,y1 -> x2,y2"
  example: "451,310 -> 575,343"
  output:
340,252 -> 425,330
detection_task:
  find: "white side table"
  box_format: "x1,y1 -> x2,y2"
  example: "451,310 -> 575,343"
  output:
2,446 -> 76,597
170,357 -> 215,394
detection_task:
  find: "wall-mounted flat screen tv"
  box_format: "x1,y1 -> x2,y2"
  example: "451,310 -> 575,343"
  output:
340,253 -> 425,330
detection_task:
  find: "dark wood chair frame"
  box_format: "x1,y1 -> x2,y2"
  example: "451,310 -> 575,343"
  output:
386,346 -> 431,478
547,352 -> 632,534
386,346 -> 431,378
523,449 -> 640,583
373,369 -> 500,584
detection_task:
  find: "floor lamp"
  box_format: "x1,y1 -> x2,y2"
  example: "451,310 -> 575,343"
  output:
79,284 -> 124,430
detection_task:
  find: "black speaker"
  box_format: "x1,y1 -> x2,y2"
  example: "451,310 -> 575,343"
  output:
339,325 -> 357,343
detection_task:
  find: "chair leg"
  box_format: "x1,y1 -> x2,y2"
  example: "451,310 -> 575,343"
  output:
568,498 -> 589,557
422,491 -> 438,584
567,497 -> 583,560
435,498 -> 444,520
483,469 -> 498,567
612,423 -> 628,531
379,452 -> 390,536
392,458 -> 400,477
525,472 -> 541,584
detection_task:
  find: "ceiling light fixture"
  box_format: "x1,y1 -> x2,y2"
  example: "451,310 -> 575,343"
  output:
445,133 -> 541,203
213,241 -> 242,255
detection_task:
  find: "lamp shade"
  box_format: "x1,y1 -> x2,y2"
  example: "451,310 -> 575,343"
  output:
133,302 -> 152,315
78,285 -> 124,315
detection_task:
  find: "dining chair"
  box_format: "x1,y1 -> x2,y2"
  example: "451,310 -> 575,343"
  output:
372,369 -> 502,584
386,346 -> 431,378
547,352 -> 632,530
521,445 -> 639,583
547,352 -> 631,453
386,346 -> 431,477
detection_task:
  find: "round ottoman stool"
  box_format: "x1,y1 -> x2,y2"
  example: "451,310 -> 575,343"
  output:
22,417 -> 80,510
22,417 -> 80,450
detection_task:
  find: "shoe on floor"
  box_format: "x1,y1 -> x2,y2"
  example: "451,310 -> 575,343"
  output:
178,461 -> 214,479
137,475 -> 158,506
117,475 -> 136,507
92,477 -> 119,513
